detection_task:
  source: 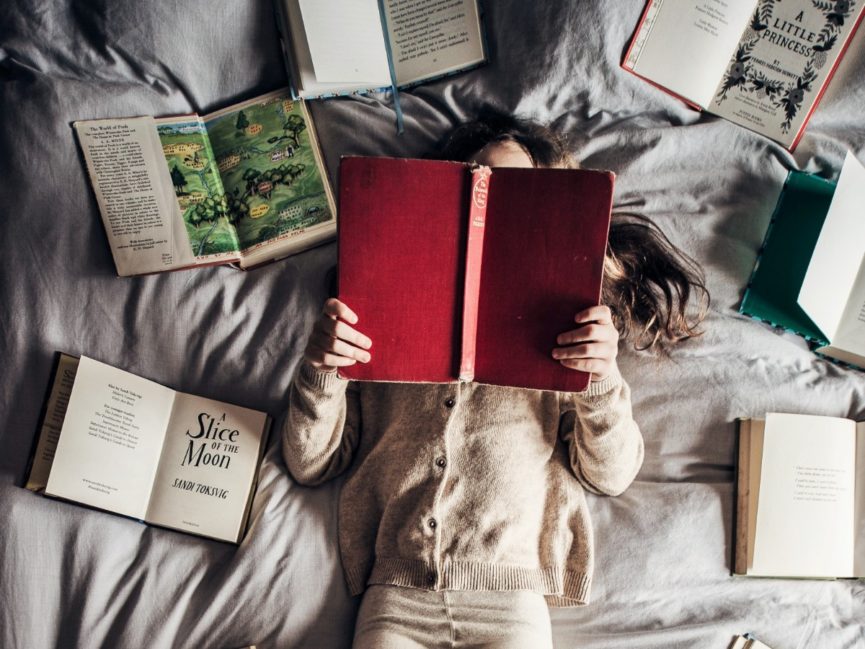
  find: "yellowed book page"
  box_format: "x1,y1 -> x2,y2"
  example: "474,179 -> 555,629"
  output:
747,419 -> 764,574
752,412 -> 855,577
26,355 -> 80,492
145,393 -> 268,543
855,422 -> 865,576
74,118 -> 196,275
383,0 -> 486,86
624,0 -> 755,106
45,357 -> 175,520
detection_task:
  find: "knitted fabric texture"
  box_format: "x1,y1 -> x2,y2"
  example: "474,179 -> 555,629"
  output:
282,363 -> 643,607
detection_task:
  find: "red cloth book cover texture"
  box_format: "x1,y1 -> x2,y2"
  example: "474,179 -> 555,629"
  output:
473,168 -> 612,392
339,157 -> 467,383
337,157 -> 613,393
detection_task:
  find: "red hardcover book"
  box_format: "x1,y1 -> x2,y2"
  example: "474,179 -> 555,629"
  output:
337,157 -> 614,392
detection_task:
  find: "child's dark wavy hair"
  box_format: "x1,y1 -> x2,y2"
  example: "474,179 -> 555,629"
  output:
438,109 -> 709,351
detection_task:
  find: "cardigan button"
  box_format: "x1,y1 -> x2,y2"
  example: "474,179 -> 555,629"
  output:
426,572 -> 436,585
435,457 -> 447,468
428,517 -> 437,529
444,398 -> 455,408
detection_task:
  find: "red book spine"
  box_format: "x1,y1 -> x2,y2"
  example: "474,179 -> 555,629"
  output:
458,165 -> 491,381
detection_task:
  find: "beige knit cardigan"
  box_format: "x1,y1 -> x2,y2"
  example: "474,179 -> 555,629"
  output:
282,363 -> 643,606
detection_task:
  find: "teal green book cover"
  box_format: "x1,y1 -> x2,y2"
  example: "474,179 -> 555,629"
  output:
739,171 -> 836,345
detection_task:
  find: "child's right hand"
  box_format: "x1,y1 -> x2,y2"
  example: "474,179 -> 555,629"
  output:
304,298 -> 373,373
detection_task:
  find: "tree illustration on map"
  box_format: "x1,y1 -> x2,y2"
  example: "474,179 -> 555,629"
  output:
157,120 -> 239,257
155,93 -> 332,259
204,96 -> 332,252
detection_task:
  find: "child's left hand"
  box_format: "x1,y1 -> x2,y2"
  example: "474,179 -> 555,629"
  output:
552,305 -> 619,382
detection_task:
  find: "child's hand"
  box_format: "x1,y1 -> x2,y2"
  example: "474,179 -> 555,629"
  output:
304,298 -> 373,373
552,306 -> 619,382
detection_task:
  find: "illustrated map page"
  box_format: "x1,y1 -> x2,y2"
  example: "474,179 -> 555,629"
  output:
156,116 -> 240,261
203,92 -> 334,255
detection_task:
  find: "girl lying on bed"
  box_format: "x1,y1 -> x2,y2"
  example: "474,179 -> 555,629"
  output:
282,111 -> 708,648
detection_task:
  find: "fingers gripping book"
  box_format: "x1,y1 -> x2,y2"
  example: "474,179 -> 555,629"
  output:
336,157 -> 614,393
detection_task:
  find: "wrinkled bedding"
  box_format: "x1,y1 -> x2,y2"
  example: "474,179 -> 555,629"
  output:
2,1 -> 864,648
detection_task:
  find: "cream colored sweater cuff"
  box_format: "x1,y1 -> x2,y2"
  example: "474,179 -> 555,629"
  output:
298,362 -> 348,394
577,369 -> 623,399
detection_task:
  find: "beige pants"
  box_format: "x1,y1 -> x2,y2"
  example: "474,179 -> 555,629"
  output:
352,585 -> 554,649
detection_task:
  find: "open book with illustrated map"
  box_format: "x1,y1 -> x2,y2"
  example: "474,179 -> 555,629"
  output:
74,89 -> 335,276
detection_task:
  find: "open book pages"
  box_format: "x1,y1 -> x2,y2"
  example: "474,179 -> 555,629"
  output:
736,414 -> 865,578
74,90 -> 335,276
625,0 -> 865,148
74,117 -> 200,275
799,152 -> 865,368
30,354 -> 270,543
277,0 -> 485,97
739,152 -> 865,370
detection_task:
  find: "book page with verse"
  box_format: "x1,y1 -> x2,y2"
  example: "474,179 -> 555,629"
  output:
382,0 -> 486,86
45,357 -> 175,520
752,413 -> 856,577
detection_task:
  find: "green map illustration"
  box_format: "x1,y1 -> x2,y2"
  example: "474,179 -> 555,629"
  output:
156,94 -> 333,258
157,120 -> 239,256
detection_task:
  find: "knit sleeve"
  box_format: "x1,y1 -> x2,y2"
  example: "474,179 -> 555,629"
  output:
281,362 -> 361,486
559,370 -> 644,496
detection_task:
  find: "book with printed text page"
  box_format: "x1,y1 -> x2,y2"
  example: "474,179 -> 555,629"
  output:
740,152 -> 865,370
336,157 -> 614,393
623,0 -> 865,149
74,89 -> 336,276
274,0 -> 487,99
734,414 -> 865,579
26,354 -> 271,544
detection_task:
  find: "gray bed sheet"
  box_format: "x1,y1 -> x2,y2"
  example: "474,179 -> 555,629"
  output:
2,1 -> 864,648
